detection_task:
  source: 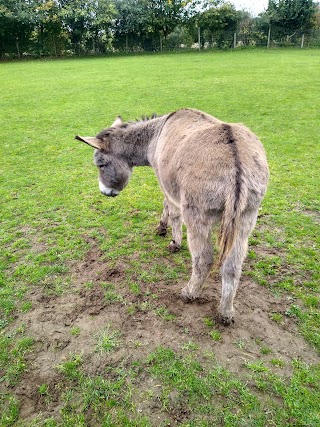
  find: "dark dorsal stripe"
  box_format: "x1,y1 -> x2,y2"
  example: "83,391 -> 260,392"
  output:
225,124 -> 242,214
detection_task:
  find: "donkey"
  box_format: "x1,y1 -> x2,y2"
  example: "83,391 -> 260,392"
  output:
76,108 -> 269,325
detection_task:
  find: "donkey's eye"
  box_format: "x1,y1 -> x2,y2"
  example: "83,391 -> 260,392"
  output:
99,162 -> 109,169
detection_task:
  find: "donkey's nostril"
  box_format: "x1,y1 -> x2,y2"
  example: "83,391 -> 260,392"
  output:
101,188 -> 120,197
99,180 -> 119,197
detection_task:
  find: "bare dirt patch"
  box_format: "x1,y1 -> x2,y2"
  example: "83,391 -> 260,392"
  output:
302,209 -> 320,225
10,239 -> 319,423
294,203 -> 320,225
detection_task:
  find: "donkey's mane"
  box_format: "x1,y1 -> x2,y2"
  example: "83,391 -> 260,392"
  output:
120,113 -> 159,128
96,113 -> 160,139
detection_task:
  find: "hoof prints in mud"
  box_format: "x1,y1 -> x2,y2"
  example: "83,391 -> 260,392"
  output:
9,244 -> 319,422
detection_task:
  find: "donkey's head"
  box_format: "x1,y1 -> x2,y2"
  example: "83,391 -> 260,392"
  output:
75,117 -> 132,197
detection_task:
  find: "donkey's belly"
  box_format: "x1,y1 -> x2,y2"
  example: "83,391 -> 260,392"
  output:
157,172 -> 181,209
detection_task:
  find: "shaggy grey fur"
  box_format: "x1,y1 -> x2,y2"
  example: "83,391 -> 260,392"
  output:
76,108 -> 269,324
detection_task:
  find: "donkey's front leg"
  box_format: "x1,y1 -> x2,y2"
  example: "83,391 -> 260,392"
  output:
156,198 -> 182,252
181,225 -> 213,301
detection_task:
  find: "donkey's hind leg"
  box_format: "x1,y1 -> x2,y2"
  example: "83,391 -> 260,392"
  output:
168,204 -> 182,253
219,208 -> 259,325
156,198 -> 182,252
156,198 -> 169,236
181,222 -> 213,301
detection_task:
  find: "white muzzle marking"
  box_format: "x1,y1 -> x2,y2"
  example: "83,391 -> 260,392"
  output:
99,180 -> 120,197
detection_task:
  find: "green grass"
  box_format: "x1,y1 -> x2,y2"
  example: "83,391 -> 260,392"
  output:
95,326 -> 122,354
0,49 -> 319,426
147,347 -> 320,426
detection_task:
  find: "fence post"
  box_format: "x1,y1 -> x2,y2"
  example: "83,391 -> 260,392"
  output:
301,33 -> 305,48
233,32 -> 237,49
267,23 -> 271,48
198,27 -> 201,50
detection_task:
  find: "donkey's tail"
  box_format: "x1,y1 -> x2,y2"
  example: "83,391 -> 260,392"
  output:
217,126 -> 249,268
217,185 -> 247,267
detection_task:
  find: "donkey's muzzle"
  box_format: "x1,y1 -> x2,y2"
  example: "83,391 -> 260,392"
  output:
99,181 -> 120,197
107,190 -> 119,197
100,189 -> 119,197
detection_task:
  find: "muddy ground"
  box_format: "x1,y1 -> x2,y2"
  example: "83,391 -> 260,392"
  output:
10,240 -> 319,424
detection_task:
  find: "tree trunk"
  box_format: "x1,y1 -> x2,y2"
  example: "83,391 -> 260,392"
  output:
16,39 -> 21,58
40,23 -> 44,56
53,36 -> 57,57
267,23 -> 271,49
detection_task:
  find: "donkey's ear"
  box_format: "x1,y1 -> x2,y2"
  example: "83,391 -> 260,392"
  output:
75,135 -> 103,149
111,116 -> 123,127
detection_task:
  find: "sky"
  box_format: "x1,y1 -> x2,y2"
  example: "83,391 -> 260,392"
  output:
229,0 -> 269,16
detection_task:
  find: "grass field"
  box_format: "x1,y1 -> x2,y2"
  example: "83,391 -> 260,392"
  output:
0,49 -> 319,426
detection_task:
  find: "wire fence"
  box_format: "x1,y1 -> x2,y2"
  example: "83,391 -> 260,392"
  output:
118,27 -> 320,53
2,26 -> 320,59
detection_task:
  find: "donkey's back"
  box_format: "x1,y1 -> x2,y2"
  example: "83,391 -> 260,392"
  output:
152,109 -> 268,215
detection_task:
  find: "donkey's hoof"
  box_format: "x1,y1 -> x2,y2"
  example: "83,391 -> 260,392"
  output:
218,315 -> 235,326
169,240 -> 180,253
156,223 -> 167,237
180,286 -> 197,303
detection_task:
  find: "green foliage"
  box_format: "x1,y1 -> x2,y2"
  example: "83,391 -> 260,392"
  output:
0,0 -> 116,57
32,0 -> 67,57
198,2 -> 239,48
59,0 -> 116,54
113,0 -> 195,51
1,0 -> 318,57
266,0 -> 317,41
0,0 -> 35,57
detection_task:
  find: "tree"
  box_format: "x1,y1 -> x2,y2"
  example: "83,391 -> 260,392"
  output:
33,1 -> 66,56
114,0 -> 193,51
197,2 -> 239,48
87,0 -> 116,53
266,0 -> 317,42
0,0 -> 35,57
59,0 -> 115,55
236,10 -> 267,46
113,0 -> 151,51
149,0 -> 191,41
59,0 -> 89,54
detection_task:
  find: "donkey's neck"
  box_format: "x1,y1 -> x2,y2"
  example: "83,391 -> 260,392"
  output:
112,116 -> 167,167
